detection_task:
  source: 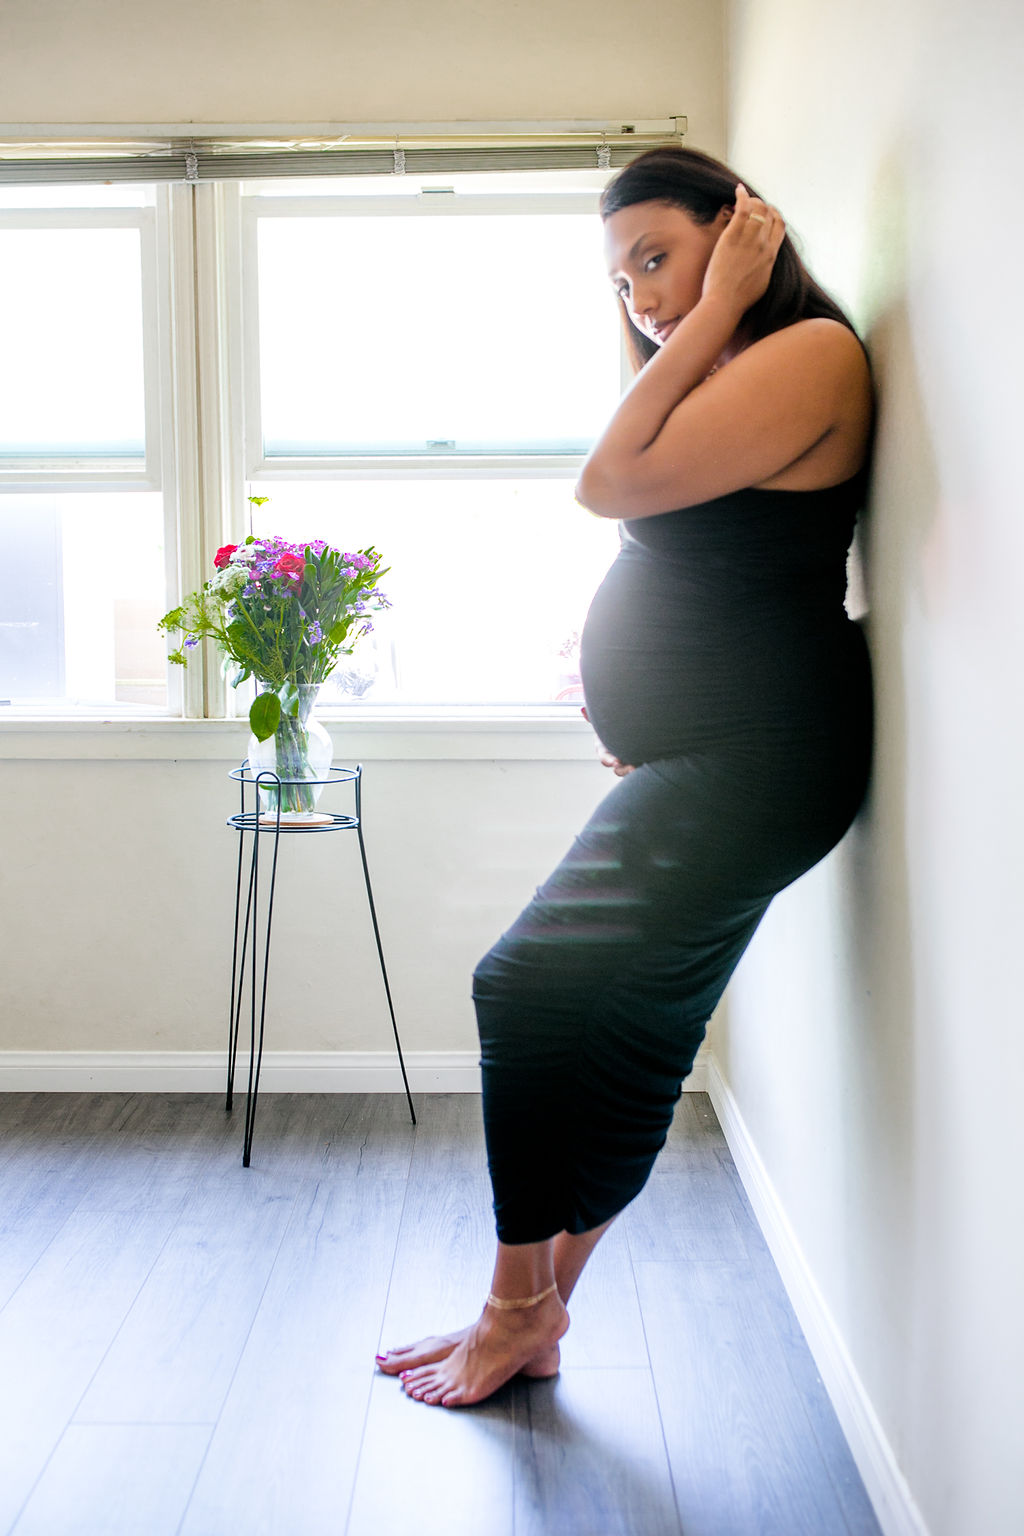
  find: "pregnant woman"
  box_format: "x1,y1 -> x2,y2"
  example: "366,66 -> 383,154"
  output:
376,146 -> 874,1407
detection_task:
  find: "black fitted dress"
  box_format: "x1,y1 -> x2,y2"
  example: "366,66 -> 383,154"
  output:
472,477 -> 873,1244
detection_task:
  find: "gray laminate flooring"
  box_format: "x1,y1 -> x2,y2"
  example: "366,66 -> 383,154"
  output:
0,1091 -> 881,1536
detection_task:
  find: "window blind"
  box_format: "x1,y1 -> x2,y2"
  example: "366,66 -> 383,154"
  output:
0,122 -> 686,185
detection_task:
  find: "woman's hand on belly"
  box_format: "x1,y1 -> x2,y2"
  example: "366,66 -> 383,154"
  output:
582,707 -> 637,776
599,747 -> 637,777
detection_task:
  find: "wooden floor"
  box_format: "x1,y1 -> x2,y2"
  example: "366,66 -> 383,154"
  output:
0,1090 -> 880,1536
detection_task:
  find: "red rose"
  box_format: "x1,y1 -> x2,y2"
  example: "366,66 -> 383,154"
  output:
214,544 -> 237,569
273,552 -> 306,585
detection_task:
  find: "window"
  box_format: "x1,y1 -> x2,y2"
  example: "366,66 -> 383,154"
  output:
249,190 -> 619,460
0,183 -> 175,712
0,146 -> 653,717
236,172 -> 623,708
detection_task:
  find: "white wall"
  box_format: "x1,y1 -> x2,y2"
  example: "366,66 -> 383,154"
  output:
721,2 -> 1024,1533
0,734 -> 612,1057
0,0 -> 727,1066
0,0 -> 725,137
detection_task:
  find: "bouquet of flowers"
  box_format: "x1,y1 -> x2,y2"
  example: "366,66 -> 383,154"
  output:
158,506 -> 389,744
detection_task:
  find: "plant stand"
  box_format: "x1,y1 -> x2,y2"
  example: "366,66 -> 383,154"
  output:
225,761 -> 416,1166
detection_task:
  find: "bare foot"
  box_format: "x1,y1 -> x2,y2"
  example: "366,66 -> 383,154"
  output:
395,1291 -> 568,1407
376,1326 -> 560,1380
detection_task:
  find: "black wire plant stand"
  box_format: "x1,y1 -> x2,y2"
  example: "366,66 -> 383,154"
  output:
225,760 -> 416,1165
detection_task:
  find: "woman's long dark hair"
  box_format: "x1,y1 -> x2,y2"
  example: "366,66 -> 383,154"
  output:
600,146 -> 857,372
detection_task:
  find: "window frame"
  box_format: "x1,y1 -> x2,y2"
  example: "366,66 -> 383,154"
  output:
0,186 -> 202,718
0,201 -> 165,492
0,160 -> 631,734
235,184 -> 617,480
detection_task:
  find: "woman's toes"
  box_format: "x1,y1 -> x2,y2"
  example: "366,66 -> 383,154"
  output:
375,1351 -> 400,1372
378,1347 -> 420,1375
402,1366 -> 437,1398
375,1332 -> 464,1374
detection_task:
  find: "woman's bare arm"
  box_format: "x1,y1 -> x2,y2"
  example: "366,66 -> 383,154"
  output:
577,320 -> 869,519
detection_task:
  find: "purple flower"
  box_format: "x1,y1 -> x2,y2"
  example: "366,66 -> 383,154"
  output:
184,636 -> 199,649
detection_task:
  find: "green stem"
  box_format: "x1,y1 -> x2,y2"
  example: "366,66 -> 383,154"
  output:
272,714 -> 315,813
258,685 -> 320,815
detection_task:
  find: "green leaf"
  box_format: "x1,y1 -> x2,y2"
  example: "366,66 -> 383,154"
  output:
278,680 -> 300,717
249,691 -> 282,741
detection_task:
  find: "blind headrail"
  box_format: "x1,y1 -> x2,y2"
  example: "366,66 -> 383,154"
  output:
0,122 -> 687,185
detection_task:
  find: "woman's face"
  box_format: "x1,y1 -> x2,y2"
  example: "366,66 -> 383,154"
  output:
603,199 -> 729,345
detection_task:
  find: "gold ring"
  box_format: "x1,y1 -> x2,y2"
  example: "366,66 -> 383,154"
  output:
748,213 -> 767,224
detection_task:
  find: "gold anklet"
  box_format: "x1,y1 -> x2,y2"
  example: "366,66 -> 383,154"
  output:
485,1281 -> 559,1311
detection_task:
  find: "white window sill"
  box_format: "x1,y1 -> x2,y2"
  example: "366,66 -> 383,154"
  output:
0,709 -> 599,761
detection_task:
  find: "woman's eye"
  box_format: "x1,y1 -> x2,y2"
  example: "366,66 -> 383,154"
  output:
643,253 -> 664,272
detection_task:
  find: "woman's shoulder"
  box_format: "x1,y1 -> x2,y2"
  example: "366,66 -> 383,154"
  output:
751,316 -> 867,370
743,318 -> 872,419
742,320 -> 872,492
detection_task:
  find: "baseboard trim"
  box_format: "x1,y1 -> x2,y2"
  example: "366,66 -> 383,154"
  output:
0,1048 -> 709,1096
0,1050 -> 482,1093
706,1055 -> 928,1536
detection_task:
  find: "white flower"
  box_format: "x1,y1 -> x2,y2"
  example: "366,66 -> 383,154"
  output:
231,545 -> 257,564
212,562 -> 247,596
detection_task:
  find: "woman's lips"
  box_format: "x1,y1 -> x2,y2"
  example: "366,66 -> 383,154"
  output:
651,318 -> 679,343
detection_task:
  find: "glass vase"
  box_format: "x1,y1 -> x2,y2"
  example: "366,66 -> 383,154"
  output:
248,684 -> 334,822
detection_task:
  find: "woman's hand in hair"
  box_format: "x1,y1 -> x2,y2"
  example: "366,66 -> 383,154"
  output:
700,182 -> 787,320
